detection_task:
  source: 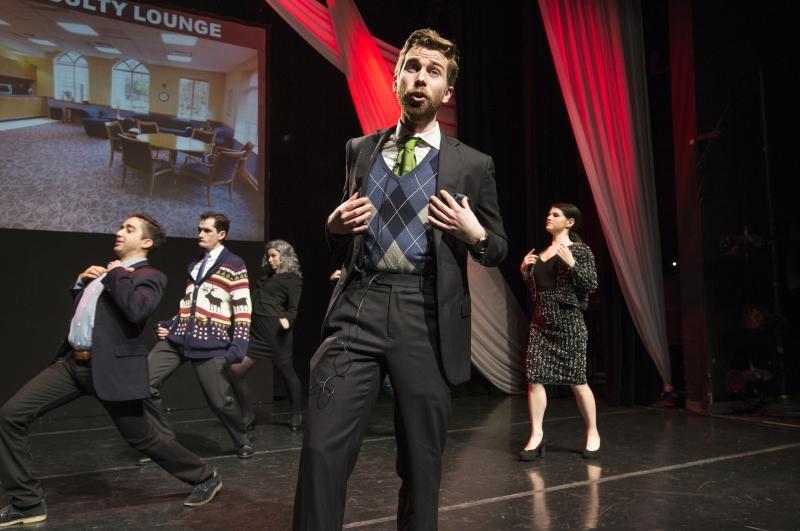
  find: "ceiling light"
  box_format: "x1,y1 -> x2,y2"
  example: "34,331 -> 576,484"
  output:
167,53 -> 192,63
95,46 -> 121,54
0,19 -> 10,26
29,38 -> 57,46
162,33 -> 197,46
56,22 -> 98,36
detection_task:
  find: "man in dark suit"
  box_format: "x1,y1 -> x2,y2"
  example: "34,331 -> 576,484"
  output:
0,214 -> 222,527
293,29 -> 507,531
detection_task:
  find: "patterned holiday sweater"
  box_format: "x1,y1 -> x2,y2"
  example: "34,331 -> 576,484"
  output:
159,247 -> 251,362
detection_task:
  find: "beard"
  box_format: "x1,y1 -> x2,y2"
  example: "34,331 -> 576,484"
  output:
397,86 -> 443,121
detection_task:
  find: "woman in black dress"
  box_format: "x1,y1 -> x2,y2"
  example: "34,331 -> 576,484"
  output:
519,203 -> 600,460
230,240 -> 304,430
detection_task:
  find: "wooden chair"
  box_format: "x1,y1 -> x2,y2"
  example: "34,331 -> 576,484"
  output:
104,121 -> 124,167
119,136 -> 172,194
234,141 -> 258,191
182,148 -> 245,206
182,128 -> 217,165
136,119 -> 159,134
191,127 -> 216,144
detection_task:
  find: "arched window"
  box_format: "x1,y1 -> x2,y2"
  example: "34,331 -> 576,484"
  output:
53,51 -> 89,102
111,59 -> 150,113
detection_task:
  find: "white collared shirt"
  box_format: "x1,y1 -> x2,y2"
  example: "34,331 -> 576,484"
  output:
191,244 -> 224,282
381,122 -> 442,170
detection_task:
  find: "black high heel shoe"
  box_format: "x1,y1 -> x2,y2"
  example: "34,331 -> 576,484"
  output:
582,447 -> 600,459
518,438 -> 546,461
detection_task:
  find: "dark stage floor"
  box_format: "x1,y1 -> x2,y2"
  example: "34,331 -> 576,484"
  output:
8,395 -> 800,530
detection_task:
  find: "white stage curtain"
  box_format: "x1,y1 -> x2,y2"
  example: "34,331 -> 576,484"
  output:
538,0 -> 672,384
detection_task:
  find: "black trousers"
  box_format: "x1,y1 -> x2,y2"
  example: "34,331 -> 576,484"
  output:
293,273 -> 451,531
145,341 -> 249,448
0,356 -> 211,508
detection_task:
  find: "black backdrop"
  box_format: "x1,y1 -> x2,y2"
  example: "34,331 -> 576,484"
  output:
3,0 -> 796,416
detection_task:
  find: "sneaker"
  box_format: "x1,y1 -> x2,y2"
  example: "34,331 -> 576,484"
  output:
184,471 -> 223,507
0,501 -> 47,527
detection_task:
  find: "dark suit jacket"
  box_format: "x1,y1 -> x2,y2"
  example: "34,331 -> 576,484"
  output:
58,261 -> 167,401
325,128 -> 508,385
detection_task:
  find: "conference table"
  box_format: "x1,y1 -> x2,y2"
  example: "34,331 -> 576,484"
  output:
136,133 -> 212,169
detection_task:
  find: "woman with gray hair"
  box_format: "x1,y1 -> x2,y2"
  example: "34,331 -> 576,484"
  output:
230,240 -> 304,430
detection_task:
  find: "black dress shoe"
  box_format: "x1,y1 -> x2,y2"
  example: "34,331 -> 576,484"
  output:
237,443 -> 255,459
518,439 -> 546,461
289,413 -> 303,431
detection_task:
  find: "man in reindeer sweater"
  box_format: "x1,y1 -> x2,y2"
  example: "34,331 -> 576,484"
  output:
144,211 -> 254,458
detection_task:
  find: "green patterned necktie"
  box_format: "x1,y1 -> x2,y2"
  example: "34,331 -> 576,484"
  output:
393,137 -> 418,176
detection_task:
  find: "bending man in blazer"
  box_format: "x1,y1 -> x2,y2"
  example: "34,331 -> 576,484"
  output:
0,214 -> 222,528
293,29 -> 507,531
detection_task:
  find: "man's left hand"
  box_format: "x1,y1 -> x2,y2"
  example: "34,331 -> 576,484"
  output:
428,190 -> 486,245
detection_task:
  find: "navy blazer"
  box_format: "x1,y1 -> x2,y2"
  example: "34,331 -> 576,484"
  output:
58,261 -> 167,401
325,128 -> 508,385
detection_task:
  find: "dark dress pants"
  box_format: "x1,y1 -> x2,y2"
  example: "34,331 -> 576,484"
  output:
0,356 -> 211,508
293,274 -> 451,531
144,341 -> 249,448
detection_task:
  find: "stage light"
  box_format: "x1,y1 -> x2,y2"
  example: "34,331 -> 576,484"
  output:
95,46 -> 121,54
162,33 -> 197,46
29,38 -> 57,46
56,22 -> 98,36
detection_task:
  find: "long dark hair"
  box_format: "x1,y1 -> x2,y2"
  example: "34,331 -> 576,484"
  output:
551,202 -> 583,242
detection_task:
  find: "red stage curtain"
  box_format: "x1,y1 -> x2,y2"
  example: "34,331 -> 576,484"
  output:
327,0 -> 399,132
538,0 -> 672,385
264,0 -> 458,134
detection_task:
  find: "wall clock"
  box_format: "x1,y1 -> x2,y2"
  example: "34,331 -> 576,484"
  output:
158,91 -> 169,102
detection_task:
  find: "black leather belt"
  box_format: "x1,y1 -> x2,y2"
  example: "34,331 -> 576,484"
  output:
355,271 -> 434,291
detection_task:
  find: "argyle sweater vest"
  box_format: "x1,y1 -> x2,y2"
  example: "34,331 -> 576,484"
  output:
363,147 -> 439,274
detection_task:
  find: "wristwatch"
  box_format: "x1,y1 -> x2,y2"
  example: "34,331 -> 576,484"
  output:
469,233 -> 489,259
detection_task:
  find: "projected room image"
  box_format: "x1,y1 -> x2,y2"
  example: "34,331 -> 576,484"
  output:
0,0 -> 265,240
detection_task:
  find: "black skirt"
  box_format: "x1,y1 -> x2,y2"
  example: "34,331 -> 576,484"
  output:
248,314 -> 293,360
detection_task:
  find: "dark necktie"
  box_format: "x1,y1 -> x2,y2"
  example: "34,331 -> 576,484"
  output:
196,253 -> 210,281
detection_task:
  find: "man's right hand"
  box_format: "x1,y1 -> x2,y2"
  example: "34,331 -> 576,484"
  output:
155,326 -> 169,340
79,265 -> 108,283
327,192 -> 373,234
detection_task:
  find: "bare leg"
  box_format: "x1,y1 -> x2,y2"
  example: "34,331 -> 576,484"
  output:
524,383 -> 547,450
570,384 -> 600,451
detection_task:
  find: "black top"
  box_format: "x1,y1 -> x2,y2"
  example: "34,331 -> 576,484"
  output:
251,272 -> 303,322
533,256 -> 558,291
